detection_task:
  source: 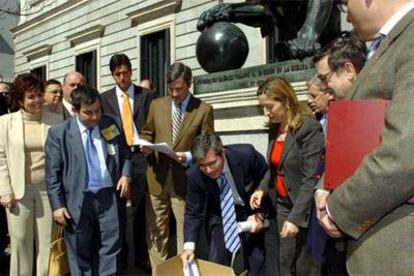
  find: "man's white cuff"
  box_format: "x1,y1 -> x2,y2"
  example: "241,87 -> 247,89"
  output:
184,151 -> 192,166
183,242 -> 195,251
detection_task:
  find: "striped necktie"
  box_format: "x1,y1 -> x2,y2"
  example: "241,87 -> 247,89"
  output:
172,102 -> 182,143
218,173 -> 241,253
367,34 -> 385,59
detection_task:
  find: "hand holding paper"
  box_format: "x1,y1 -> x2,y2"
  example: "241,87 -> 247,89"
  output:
136,138 -> 175,156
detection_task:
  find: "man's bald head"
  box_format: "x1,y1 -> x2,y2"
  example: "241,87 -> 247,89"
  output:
346,0 -> 413,41
62,71 -> 86,102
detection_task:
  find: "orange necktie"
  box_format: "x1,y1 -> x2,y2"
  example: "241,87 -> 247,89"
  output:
122,92 -> 134,146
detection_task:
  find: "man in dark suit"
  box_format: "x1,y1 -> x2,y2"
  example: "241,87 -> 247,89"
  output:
59,71 -> 85,119
308,34 -> 367,275
101,54 -> 153,271
140,62 -> 214,266
46,86 -> 131,275
318,0 -> 414,274
180,134 -> 267,275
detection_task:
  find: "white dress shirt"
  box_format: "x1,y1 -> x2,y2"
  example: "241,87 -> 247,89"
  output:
62,99 -> 75,117
77,117 -> 113,189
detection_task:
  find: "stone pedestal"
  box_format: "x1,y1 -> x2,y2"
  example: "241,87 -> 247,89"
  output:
194,59 -> 316,155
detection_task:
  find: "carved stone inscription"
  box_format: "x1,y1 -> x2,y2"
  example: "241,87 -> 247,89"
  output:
194,59 -> 315,94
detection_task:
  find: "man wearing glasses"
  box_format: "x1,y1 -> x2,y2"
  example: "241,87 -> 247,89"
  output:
318,0 -> 414,274
306,33 -> 367,276
313,32 -> 367,100
307,76 -> 334,136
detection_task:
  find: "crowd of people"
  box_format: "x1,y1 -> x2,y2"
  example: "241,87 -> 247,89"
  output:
1,0 -> 414,275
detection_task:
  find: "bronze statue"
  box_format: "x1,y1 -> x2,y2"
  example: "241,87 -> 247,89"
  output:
197,0 -> 340,61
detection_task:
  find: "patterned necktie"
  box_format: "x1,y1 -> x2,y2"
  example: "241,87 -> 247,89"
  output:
367,34 -> 385,59
172,102 -> 182,143
86,128 -> 102,193
218,174 -> 241,253
121,92 -> 134,146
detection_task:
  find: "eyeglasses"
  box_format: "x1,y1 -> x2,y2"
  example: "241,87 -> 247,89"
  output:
317,71 -> 334,86
199,158 -> 221,171
336,0 -> 348,13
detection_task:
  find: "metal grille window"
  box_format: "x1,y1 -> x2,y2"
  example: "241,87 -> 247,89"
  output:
76,50 -> 97,89
140,29 -> 170,96
30,65 -> 47,83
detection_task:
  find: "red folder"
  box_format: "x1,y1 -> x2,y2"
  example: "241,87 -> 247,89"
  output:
324,100 -> 388,190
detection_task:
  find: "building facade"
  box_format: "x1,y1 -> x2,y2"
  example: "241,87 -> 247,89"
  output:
0,1 -> 19,82
12,0 -> 349,154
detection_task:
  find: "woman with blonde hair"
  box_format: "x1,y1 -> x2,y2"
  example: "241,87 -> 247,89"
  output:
250,76 -> 325,275
0,73 -> 62,275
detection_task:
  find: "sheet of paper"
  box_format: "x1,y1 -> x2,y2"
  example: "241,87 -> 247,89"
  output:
135,139 -> 175,156
183,261 -> 200,276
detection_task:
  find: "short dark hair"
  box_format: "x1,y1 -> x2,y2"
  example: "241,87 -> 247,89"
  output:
11,73 -> 44,108
191,133 -> 223,162
109,54 -> 132,74
166,62 -> 192,86
71,85 -> 101,110
45,79 -> 61,87
313,32 -> 367,73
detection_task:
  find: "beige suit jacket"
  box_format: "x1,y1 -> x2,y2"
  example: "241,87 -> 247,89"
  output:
141,95 -> 214,197
327,8 -> 414,274
0,107 -> 63,199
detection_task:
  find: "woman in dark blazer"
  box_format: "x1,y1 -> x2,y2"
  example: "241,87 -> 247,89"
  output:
250,76 -> 325,275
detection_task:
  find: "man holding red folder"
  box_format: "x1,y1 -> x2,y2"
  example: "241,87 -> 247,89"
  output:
318,0 -> 414,274
309,33 -> 366,275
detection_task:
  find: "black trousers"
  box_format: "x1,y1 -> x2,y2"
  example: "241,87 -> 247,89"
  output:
276,202 -> 320,276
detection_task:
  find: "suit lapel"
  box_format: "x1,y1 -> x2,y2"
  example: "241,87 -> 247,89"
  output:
109,88 -> 122,118
349,9 -> 414,99
12,112 -> 25,172
164,98 -> 173,145
226,151 -> 245,199
133,85 -> 141,122
41,108 -> 58,145
68,117 -> 87,171
174,95 -> 197,147
98,120 -> 109,164
266,125 -> 278,161
279,130 -> 295,169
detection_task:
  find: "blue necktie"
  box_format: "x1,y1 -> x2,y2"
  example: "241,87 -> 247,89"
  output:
218,174 -> 241,253
367,34 -> 385,59
86,128 -> 102,193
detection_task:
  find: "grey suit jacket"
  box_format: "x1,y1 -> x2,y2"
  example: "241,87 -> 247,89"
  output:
46,114 -> 132,224
327,8 -> 414,240
260,116 -> 325,227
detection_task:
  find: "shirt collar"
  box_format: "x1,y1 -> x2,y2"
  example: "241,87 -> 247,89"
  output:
76,116 -> 98,134
62,98 -> 74,116
116,84 -> 134,98
173,93 -> 191,110
379,1 -> 414,36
